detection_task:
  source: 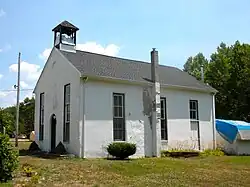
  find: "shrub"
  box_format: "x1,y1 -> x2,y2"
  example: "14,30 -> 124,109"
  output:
28,141 -> 41,152
107,142 -> 136,159
0,133 -> 19,182
200,148 -> 225,156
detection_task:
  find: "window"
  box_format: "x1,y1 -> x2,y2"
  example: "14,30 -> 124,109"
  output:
63,84 -> 70,142
189,100 -> 199,121
189,100 -> 200,149
39,93 -> 44,141
161,97 -> 168,140
113,93 -> 125,141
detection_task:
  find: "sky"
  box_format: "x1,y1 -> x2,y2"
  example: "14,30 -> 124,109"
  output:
0,0 -> 250,107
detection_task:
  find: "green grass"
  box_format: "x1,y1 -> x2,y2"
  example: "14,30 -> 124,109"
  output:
2,142 -> 250,186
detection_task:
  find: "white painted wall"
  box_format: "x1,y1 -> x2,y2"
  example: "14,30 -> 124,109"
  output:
83,80 -> 146,158
160,88 -> 214,151
83,80 -> 215,158
34,48 -> 82,156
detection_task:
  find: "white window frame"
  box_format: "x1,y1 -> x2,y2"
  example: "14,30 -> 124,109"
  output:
113,93 -> 125,141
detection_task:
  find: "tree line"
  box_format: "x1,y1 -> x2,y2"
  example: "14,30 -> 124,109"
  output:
184,41 -> 250,122
0,97 -> 35,138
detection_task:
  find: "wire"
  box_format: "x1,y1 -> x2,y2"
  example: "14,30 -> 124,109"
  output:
0,89 -> 34,92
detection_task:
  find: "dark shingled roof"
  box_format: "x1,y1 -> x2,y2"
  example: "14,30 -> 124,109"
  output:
52,20 -> 79,32
60,49 -> 216,93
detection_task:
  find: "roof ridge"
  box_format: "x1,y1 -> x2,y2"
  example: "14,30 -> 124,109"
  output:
75,49 -> 178,69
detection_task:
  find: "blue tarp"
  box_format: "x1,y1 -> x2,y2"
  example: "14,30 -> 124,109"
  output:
216,119 -> 250,143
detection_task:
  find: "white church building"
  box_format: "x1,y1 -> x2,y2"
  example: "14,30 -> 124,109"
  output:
34,20 -> 217,158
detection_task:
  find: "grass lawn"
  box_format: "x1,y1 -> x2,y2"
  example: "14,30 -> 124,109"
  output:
2,142 -> 250,187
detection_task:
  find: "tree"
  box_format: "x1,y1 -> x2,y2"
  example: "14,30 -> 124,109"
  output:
19,97 -> 35,138
2,97 -> 35,137
183,53 -> 208,80
0,108 -> 15,136
205,41 -> 250,121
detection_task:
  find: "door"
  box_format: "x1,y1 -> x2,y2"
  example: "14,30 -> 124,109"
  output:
51,114 -> 57,151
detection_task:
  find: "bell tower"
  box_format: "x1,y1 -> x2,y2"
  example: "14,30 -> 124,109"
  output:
52,20 -> 79,53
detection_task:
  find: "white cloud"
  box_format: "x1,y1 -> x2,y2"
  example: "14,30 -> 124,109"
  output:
76,42 -> 120,56
0,74 -> 3,79
39,42 -> 120,62
20,81 -> 29,89
0,91 -> 16,108
0,9 -> 6,17
0,91 -> 7,98
39,48 -> 52,61
9,61 -> 42,83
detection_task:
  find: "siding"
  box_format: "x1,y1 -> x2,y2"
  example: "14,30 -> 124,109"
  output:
84,81 -> 147,158
83,80 -> 214,158
34,48 -> 82,156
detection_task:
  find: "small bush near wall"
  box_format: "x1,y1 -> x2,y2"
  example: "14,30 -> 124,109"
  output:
200,148 -> 225,156
0,133 -> 19,182
161,148 -> 225,158
107,142 -> 136,160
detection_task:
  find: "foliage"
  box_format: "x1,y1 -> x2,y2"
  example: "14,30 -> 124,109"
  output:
185,41 -> 250,121
22,163 -> 33,177
200,148 -> 225,156
19,97 -> 35,138
107,142 -> 136,159
0,108 -> 15,136
0,133 -> 19,182
2,97 -> 35,137
183,53 -> 208,80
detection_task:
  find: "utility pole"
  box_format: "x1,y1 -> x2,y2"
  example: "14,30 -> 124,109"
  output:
15,52 -> 21,147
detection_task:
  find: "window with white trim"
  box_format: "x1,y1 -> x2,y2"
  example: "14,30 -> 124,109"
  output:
113,93 -> 125,141
161,97 -> 168,140
39,93 -> 44,141
189,100 -> 199,121
63,84 -> 70,142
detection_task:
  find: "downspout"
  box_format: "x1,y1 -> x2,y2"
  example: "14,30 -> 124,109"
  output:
211,93 -> 216,149
79,76 -> 88,158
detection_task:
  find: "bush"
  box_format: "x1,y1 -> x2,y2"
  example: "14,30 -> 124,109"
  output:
200,148 -> 225,156
107,142 -> 136,159
0,133 -> 19,182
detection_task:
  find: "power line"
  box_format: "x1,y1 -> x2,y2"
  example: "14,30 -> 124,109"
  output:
0,89 -> 34,92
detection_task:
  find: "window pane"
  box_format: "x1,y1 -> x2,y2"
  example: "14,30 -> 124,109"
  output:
114,107 -> 119,117
66,123 -> 70,141
114,95 -> 118,106
118,95 -> 122,106
190,111 -> 195,119
118,106 -> 123,117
